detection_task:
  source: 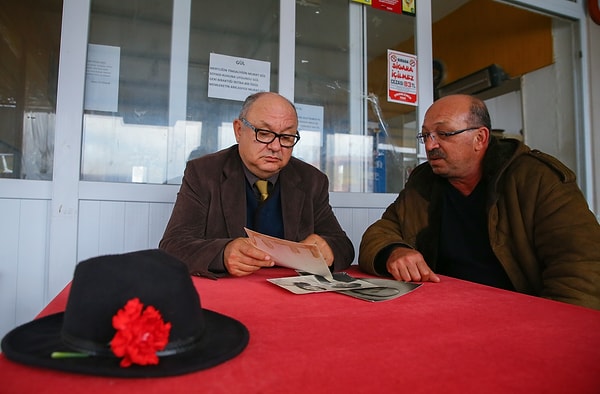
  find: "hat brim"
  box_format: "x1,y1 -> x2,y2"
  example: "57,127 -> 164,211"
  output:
1,309 -> 249,378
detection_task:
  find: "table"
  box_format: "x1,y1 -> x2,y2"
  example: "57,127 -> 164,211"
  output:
1,266 -> 599,393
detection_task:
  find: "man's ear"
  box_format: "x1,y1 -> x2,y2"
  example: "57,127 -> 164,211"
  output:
233,118 -> 242,143
474,126 -> 490,152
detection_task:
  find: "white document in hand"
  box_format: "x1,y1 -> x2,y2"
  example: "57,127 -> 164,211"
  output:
244,228 -> 333,279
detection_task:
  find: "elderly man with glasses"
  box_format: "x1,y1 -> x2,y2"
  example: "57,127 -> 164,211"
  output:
160,92 -> 354,278
359,94 -> 600,310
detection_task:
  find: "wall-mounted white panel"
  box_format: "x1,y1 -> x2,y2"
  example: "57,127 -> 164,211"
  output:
333,206 -> 387,265
148,203 -> 175,248
78,200 -> 101,262
0,199 -> 21,339
76,199 -> 385,268
98,201 -> 126,255
78,200 -> 176,261
0,198 -> 50,340
16,200 -> 49,325
123,202 -> 150,252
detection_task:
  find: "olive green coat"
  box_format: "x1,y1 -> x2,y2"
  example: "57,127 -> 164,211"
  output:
359,138 -> 600,310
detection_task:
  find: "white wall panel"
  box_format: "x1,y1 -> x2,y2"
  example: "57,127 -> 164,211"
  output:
98,201 -> 126,254
148,203 -> 175,248
0,198 -> 50,340
123,202 -> 150,252
78,200 -> 176,262
332,207 -> 355,264
76,201 -> 383,268
77,200 -> 101,262
0,189 -> 394,341
0,199 -> 21,340
349,208 -> 371,249
15,200 -> 49,325
333,206 -> 387,265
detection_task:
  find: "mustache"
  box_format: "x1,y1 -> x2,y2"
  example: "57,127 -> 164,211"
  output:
427,148 -> 446,160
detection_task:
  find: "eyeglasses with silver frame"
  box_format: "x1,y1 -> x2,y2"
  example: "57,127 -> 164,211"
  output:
240,117 -> 300,148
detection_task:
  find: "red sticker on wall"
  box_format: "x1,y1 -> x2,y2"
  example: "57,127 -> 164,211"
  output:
372,0 -> 402,14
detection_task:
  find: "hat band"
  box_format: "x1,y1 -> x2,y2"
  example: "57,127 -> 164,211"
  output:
62,331 -> 205,358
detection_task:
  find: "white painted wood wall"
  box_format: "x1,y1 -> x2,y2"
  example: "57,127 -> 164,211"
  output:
1,198 -> 50,340
0,192 -> 391,340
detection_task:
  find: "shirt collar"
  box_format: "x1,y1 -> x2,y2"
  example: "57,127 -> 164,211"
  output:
242,163 -> 279,185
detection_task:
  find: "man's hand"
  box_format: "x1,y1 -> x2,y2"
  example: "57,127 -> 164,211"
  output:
386,247 -> 440,283
223,237 -> 274,276
300,234 -> 334,267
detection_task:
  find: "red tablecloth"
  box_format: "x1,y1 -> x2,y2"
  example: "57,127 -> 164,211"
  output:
1,266 -> 599,393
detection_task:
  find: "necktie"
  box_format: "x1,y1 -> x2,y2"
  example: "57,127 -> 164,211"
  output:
255,180 -> 269,201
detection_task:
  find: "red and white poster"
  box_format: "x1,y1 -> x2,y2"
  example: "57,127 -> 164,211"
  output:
372,0 -> 401,14
387,49 -> 418,106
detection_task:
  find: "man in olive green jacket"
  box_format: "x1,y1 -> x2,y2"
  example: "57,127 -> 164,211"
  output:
359,94 -> 600,310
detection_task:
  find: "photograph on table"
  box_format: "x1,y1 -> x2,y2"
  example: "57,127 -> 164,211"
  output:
268,274 -> 378,295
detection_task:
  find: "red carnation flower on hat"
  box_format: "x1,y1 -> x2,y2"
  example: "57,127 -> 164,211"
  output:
110,298 -> 171,367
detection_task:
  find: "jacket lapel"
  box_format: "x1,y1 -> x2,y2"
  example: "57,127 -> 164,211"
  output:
280,160 -> 305,240
221,148 -> 248,237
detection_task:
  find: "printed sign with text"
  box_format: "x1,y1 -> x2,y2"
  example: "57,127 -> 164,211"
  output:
387,49 -> 418,106
208,53 -> 270,102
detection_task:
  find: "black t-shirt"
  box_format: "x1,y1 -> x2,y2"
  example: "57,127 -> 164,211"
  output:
437,180 -> 514,291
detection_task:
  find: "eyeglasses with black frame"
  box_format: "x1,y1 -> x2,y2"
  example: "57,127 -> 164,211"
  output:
240,117 -> 300,148
416,127 -> 481,144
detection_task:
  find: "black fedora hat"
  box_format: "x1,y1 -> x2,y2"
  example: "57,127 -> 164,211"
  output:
1,249 -> 249,377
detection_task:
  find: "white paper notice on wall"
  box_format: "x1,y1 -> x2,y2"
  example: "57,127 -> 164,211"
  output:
208,53 -> 270,102
296,103 -> 324,133
84,44 -> 121,112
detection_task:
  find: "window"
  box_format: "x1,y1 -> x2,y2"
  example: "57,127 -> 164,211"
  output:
294,1 -> 417,193
80,0 -> 418,192
294,0 -> 356,191
81,0 -> 280,184
82,0 -> 175,183
0,0 -> 62,180
365,6 -> 418,193
78,0 -> 582,194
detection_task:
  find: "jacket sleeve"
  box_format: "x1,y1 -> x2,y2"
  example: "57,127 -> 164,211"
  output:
358,192 -> 415,276
159,159 -> 232,278
312,174 -> 355,272
358,164 -> 433,276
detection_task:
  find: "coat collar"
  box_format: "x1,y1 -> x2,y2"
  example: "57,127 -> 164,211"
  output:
482,137 -> 530,195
